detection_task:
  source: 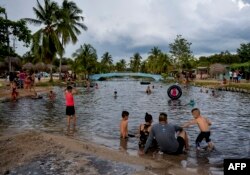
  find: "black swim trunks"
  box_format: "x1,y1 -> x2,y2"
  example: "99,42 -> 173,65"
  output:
175,136 -> 185,154
195,131 -> 211,148
66,106 -> 75,116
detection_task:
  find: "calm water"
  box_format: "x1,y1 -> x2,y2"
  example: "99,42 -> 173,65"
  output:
1,79 -> 250,174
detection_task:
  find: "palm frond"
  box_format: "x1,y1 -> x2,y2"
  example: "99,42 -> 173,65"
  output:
24,18 -> 42,25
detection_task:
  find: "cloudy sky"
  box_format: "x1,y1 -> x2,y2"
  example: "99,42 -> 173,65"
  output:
1,0 -> 250,62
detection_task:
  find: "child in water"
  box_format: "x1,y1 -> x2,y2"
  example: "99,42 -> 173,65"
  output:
182,108 -> 214,151
138,113 -> 154,148
48,90 -> 56,100
171,88 -> 177,97
120,111 -> 129,139
11,81 -> 18,101
146,86 -> 151,94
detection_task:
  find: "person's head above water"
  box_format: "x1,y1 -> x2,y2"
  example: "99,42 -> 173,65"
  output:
159,112 -> 167,123
191,108 -> 200,118
145,113 -> 153,123
122,111 -> 129,120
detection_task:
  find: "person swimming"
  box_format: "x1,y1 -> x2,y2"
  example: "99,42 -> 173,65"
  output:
146,86 -> 151,94
114,90 -> 117,97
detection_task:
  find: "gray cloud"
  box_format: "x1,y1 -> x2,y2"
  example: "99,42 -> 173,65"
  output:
1,0 -> 250,62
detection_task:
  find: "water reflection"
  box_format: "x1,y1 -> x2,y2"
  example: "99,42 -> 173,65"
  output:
0,80 -> 250,173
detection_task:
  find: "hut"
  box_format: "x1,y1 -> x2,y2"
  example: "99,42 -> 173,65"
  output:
209,63 -> 229,80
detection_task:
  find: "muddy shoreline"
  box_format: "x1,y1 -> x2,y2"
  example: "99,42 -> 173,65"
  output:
0,131 -> 199,175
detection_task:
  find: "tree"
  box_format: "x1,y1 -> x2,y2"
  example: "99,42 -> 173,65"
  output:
0,6 -> 31,71
101,52 -> 113,73
115,59 -> 126,72
130,52 -> 142,72
72,44 -> 98,78
237,43 -> 250,63
56,0 -> 87,79
169,35 -> 192,69
25,0 -> 63,81
147,46 -> 162,73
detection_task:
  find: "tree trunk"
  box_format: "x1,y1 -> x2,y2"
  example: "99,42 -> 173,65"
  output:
5,12 -> 11,72
59,54 -> 62,80
59,39 -> 64,80
49,66 -> 53,82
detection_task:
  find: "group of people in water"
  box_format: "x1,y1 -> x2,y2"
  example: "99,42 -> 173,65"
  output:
120,108 -> 214,155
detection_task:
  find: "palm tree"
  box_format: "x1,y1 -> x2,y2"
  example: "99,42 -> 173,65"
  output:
130,52 -> 142,72
56,0 -> 87,79
115,59 -> 126,72
25,0 -> 63,81
101,52 -> 113,72
72,44 -> 98,78
147,46 -> 162,73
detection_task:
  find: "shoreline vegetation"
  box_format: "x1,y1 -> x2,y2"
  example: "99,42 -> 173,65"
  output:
1,77 -> 250,102
0,131 -> 198,175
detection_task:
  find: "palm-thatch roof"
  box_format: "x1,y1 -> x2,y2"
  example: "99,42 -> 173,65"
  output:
22,62 -> 34,70
4,57 -> 21,66
35,62 -> 46,71
61,65 -> 70,72
209,63 -> 226,75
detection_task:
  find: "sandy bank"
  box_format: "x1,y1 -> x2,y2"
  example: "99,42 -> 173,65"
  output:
0,87 -> 52,102
0,132 -> 198,175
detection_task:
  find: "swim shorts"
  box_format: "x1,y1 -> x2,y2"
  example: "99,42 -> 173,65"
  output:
66,106 -> 75,116
196,131 -> 211,147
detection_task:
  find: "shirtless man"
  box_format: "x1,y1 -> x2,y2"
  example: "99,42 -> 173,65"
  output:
182,108 -> 214,150
120,111 -> 129,139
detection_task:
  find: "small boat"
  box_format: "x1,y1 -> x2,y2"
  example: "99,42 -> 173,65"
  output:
140,81 -> 151,85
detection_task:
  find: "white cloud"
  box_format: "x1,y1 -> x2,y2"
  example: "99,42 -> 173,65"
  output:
1,0 -> 250,61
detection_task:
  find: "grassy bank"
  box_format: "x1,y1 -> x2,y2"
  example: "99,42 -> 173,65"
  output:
191,80 -> 250,91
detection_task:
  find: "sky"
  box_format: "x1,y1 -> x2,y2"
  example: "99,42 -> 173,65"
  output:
1,0 -> 250,62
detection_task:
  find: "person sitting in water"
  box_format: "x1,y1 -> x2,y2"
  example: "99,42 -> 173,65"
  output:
141,113 -> 189,155
182,108 -> 214,151
171,88 -> 177,97
146,86 -> 151,94
120,111 -> 129,139
138,113 -> 157,149
31,92 -> 43,99
48,90 -> 56,100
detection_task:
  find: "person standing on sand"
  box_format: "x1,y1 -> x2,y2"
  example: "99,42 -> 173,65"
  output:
64,86 -> 77,129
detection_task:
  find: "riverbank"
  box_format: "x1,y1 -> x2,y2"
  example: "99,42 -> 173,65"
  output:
191,79 -> 250,93
0,131 -> 198,175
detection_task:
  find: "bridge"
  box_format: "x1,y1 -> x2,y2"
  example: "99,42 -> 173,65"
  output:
89,72 -> 163,81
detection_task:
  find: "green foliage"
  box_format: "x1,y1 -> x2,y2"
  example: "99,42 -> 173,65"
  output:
237,43 -> 250,63
130,52 -> 142,72
198,51 -> 240,66
0,6 -> 31,60
115,59 -> 126,72
72,44 -> 98,77
169,35 -> 193,69
100,52 -> 113,73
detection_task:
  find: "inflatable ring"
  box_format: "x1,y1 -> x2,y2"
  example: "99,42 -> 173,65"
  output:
167,85 -> 182,100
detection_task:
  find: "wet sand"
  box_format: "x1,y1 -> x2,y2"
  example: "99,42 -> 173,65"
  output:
0,131 -> 198,175
0,86 -> 52,102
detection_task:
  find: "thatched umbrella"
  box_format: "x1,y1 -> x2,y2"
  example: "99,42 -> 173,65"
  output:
35,62 -> 46,71
210,63 -> 226,76
61,65 -> 70,73
22,62 -> 34,70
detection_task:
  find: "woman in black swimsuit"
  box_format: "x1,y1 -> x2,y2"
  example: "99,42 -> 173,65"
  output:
138,113 -> 154,148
